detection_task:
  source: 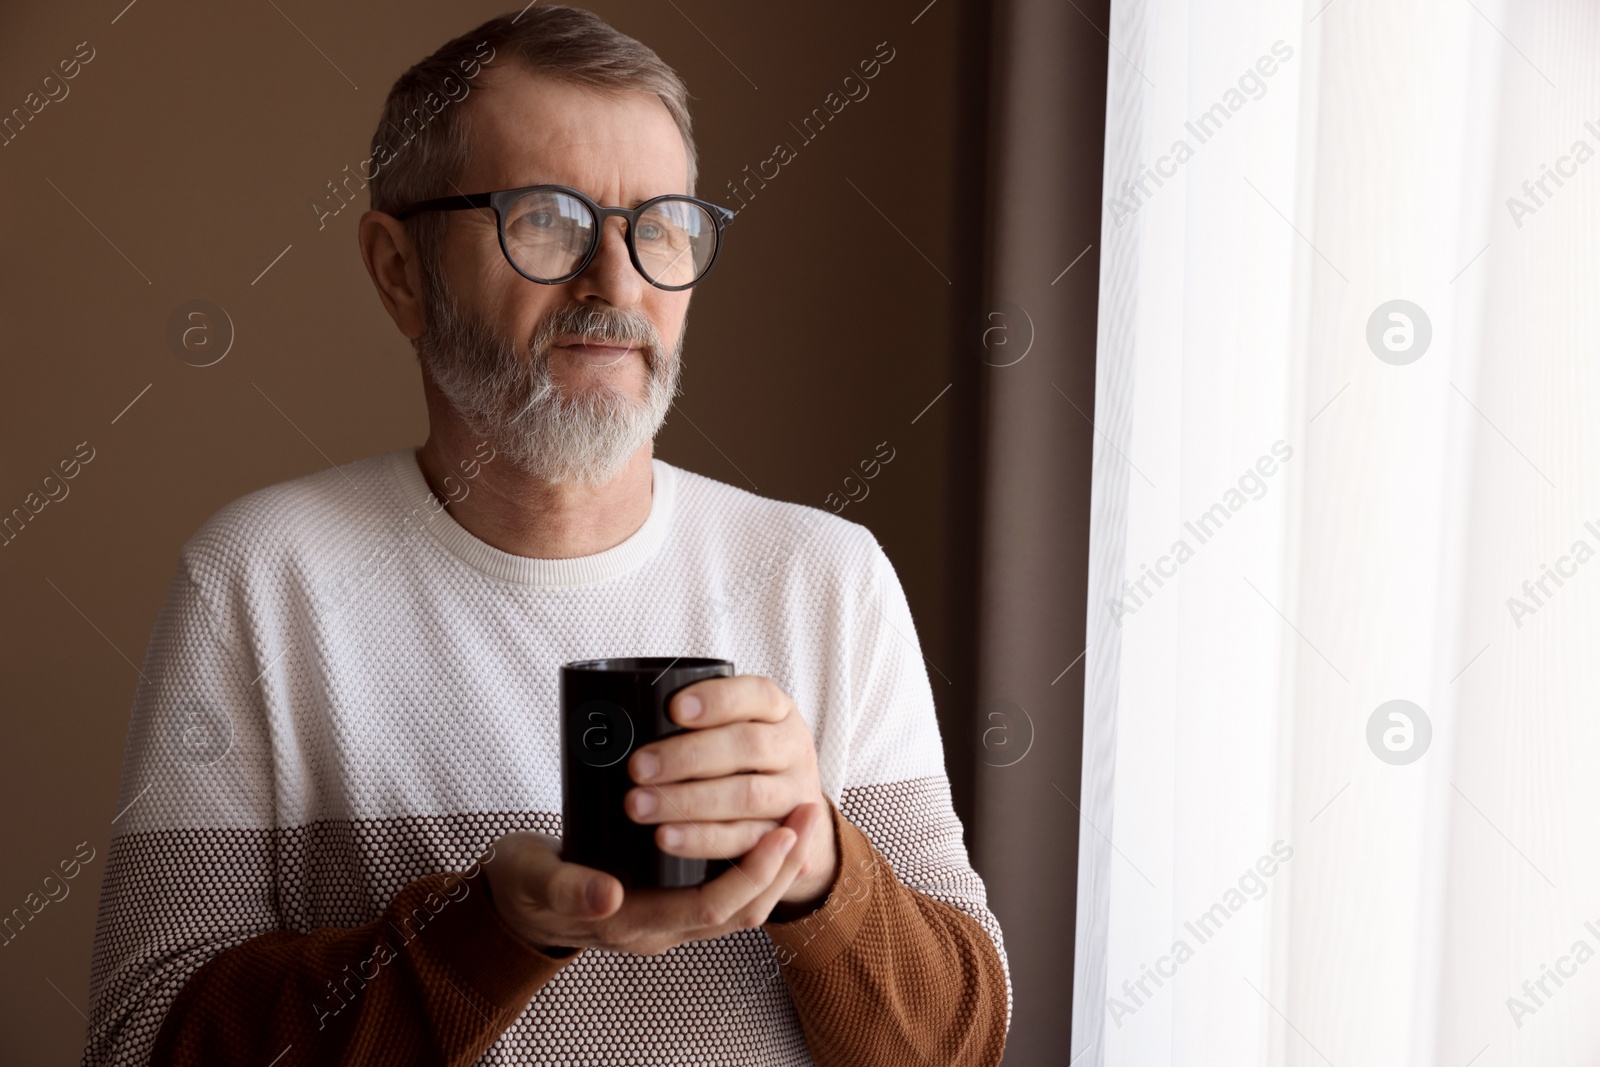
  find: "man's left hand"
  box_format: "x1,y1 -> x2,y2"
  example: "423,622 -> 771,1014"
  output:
625,674 -> 838,916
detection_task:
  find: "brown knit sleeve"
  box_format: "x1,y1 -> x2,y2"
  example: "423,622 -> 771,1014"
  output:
762,796 -> 1009,1066
148,866 -> 578,1066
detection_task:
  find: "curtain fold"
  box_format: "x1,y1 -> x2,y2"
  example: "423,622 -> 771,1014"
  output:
972,0 -> 1108,1065
1076,1 -> 1600,1064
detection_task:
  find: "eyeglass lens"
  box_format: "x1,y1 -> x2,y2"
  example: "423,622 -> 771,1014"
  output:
501,189 -> 718,287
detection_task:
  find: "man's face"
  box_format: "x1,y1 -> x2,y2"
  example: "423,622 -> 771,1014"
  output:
415,67 -> 694,486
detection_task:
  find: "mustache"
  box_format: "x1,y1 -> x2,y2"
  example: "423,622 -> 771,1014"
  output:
413,251 -> 666,374
530,302 -> 664,366
411,268 -> 683,485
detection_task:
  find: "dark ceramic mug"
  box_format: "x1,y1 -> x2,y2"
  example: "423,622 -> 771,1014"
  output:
560,656 -> 735,889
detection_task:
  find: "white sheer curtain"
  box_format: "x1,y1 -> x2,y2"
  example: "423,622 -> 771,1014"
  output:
1075,2 -> 1600,1065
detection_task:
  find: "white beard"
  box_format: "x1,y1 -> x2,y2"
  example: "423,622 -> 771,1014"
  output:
414,264 -> 683,488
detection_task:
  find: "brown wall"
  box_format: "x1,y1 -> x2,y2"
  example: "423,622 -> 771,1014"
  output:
0,1 -> 978,1062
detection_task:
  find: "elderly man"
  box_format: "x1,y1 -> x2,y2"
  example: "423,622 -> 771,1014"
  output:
84,7 -> 1009,1065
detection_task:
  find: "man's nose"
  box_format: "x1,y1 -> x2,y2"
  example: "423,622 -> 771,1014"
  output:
570,216 -> 644,306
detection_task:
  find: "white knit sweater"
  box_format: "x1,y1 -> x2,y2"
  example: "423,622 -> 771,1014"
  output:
85,447 -> 1008,1065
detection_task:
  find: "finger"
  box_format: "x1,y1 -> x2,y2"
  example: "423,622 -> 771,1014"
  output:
533,852 -> 624,919
729,804 -> 818,930
677,824 -> 798,933
656,818 -> 779,860
630,721 -> 788,785
627,771 -> 799,825
671,675 -> 792,728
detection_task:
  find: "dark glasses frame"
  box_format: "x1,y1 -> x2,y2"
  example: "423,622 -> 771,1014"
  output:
392,183 -> 737,292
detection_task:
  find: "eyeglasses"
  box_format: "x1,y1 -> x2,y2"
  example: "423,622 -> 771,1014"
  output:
393,184 -> 736,292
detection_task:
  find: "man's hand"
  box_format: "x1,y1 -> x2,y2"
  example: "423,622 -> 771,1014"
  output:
624,675 -> 839,913
484,803 -> 818,956
484,675 -> 839,956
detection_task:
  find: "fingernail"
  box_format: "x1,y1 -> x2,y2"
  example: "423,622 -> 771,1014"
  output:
678,694 -> 702,721
586,879 -> 608,913
633,790 -> 657,816
661,826 -> 684,847
634,752 -> 659,781
777,832 -> 797,854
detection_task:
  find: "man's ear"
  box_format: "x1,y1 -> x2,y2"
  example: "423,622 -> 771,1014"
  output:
357,210 -> 428,340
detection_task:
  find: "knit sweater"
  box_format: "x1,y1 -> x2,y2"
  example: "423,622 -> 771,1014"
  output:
83,447 -> 1010,1066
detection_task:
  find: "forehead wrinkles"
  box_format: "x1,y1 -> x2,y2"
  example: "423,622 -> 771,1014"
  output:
465,73 -> 685,194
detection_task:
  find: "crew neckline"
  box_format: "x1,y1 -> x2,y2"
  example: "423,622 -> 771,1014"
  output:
385,447 -> 677,587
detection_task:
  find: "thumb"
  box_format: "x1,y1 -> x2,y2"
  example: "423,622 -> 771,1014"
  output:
785,799 -> 826,838
542,857 -> 623,918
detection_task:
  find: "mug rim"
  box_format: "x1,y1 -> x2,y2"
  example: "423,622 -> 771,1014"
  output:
563,656 -> 732,674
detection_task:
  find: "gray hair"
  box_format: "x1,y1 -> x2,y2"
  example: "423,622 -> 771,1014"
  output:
367,6 -> 698,272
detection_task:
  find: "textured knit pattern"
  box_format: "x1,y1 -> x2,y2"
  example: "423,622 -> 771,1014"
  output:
83,449 -> 1010,1066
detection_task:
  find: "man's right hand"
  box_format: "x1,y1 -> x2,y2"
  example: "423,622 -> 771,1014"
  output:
482,802 -> 821,957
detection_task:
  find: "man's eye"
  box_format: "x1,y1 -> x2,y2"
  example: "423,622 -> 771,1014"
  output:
524,210 -> 556,229
637,221 -> 664,241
